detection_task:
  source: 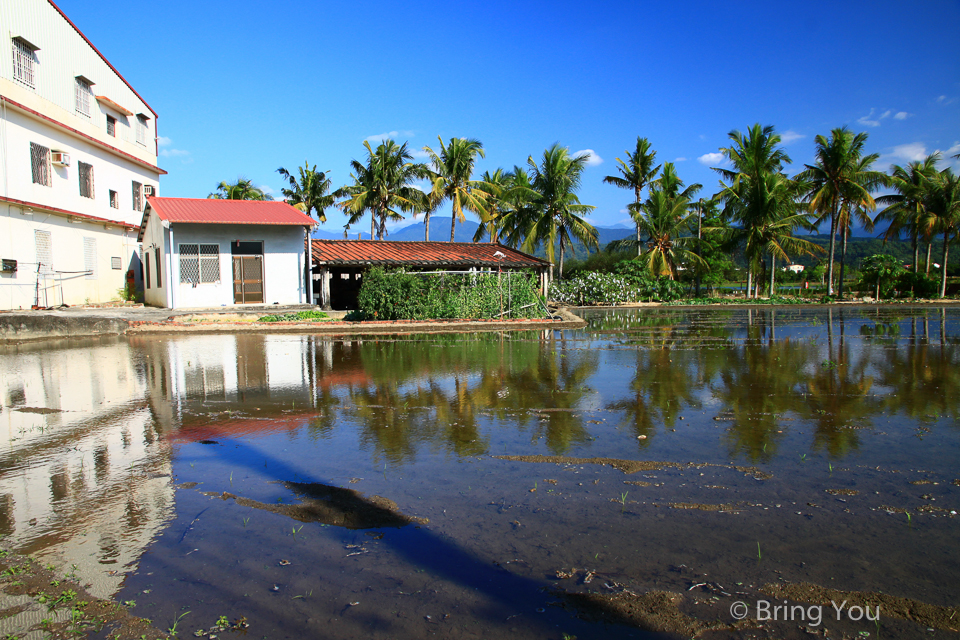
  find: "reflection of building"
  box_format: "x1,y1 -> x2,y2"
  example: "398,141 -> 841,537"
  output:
0,0 -> 164,309
137,198 -> 316,308
0,338 -> 174,598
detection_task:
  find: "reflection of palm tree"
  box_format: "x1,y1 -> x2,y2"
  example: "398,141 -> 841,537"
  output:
801,344 -> 878,457
875,341 -> 960,423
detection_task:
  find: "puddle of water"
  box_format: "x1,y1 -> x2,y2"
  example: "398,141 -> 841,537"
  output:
1,307 -> 958,639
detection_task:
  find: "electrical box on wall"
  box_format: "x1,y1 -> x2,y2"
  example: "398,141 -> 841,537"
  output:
1,259 -> 17,273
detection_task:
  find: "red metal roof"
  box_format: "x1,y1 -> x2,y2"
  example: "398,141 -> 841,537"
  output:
146,198 -> 317,226
311,240 -> 550,269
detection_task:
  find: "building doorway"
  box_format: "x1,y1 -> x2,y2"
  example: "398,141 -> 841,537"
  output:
232,241 -> 263,304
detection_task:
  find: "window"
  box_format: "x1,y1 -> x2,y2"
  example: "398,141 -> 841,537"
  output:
132,181 -> 142,211
84,237 -> 97,279
109,189 -> 118,209
30,142 -> 51,186
111,257 -> 122,270
145,253 -> 151,289
135,115 -> 147,146
35,230 -> 52,274
78,161 -> 94,199
155,247 -> 161,288
11,38 -> 37,89
179,244 -> 220,284
106,115 -> 116,137
74,77 -> 93,117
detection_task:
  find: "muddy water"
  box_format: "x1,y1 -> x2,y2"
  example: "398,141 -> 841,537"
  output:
1,307 -> 958,639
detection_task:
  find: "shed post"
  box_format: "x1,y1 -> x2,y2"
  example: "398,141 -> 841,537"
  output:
321,268 -> 332,310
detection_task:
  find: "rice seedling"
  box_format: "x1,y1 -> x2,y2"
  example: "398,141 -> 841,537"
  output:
242,517 -> 249,528
168,611 -> 190,637
292,524 -> 304,541
757,542 -> 762,562
619,491 -> 629,513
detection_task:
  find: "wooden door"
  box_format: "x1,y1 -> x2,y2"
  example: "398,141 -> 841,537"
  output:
233,255 -> 264,304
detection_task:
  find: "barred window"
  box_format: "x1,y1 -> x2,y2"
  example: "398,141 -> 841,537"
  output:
31,142 -> 51,186
135,115 -> 147,146
35,230 -> 52,274
111,256 -> 122,270
132,181 -> 142,211
180,244 -> 220,284
11,38 -> 37,89
78,161 -> 94,198
84,237 -> 97,279
75,77 -> 93,117
109,189 -> 118,209
106,115 -> 116,137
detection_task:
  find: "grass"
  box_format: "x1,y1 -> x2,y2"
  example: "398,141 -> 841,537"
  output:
257,310 -> 329,323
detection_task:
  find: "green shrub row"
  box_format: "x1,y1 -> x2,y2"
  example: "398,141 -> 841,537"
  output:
550,262 -> 684,305
356,267 -> 544,320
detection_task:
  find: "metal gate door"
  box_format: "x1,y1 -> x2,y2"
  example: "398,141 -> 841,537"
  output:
233,255 -> 264,303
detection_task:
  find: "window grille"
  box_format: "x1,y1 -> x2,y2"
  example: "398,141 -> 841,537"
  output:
106,115 -> 116,137
35,230 -> 52,274
132,181 -> 142,211
84,237 -> 97,279
109,190 -> 118,209
11,39 -> 36,89
135,115 -> 147,146
180,244 -> 220,284
111,257 -> 122,270
75,78 -> 93,117
200,244 -> 221,283
30,142 -> 51,186
180,244 -> 199,284
78,161 -> 94,198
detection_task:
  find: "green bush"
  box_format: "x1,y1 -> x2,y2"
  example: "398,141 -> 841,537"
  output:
356,267 -> 544,320
117,282 -> 143,303
897,272 -> 938,298
258,310 -> 329,322
549,268 -> 684,305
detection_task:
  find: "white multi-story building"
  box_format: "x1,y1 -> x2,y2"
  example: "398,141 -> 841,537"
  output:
0,0 -> 163,309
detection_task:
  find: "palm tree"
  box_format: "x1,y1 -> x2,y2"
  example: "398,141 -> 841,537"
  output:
422,137 -> 490,242
634,189 -> 705,279
496,166 -> 540,249
875,154 -> 941,278
713,124 -> 790,297
796,128 -> 886,297
208,178 -> 272,200
920,168 -> 960,297
519,144 -> 598,279
603,137 -> 660,256
336,140 -> 429,240
473,168 -> 508,243
650,162 -> 702,200
276,162 -> 335,223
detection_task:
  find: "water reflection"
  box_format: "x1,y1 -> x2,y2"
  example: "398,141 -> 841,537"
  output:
2,307 -> 959,605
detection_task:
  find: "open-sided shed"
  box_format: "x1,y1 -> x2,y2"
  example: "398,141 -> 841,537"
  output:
310,240 -> 552,310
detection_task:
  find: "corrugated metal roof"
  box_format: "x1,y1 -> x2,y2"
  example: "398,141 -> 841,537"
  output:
146,198 -> 317,226
311,240 -> 551,268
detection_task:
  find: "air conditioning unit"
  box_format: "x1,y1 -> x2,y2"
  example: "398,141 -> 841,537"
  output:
51,151 -> 70,167
144,185 -> 155,196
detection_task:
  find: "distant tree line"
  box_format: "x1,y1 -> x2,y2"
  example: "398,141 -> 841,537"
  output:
210,127 -> 960,298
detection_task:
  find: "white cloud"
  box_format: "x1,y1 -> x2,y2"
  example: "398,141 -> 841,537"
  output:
572,149 -> 603,166
260,185 -> 277,196
936,95 -> 957,105
779,130 -> 805,145
674,157 -> 687,162
410,148 -> 431,160
942,141 -> 960,156
619,208 -> 629,214
882,142 -> 929,164
698,152 -> 726,166
880,110 -> 891,119
159,148 -> 189,157
364,130 -> 415,143
857,108 -> 883,127
894,111 -> 910,120
157,136 -> 173,147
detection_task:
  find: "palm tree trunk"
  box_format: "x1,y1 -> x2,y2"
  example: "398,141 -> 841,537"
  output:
838,229 -> 849,298
746,267 -> 753,299
424,212 -> 431,241
940,231 -> 950,298
769,256 -> 776,297
636,224 -> 642,257
371,212 -> 376,241
926,242 -> 932,275
827,207 -> 838,296
912,231 -> 919,274
450,212 -> 457,242
559,236 -> 565,280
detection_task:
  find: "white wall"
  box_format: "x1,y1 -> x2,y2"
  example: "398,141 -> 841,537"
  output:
142,221 -> 307,309
0,201 -> 139,308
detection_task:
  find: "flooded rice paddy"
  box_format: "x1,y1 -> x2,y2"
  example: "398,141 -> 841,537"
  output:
1,306 -> 958,639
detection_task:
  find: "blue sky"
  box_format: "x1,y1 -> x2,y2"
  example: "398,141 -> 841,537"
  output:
60,0 -> 960,236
